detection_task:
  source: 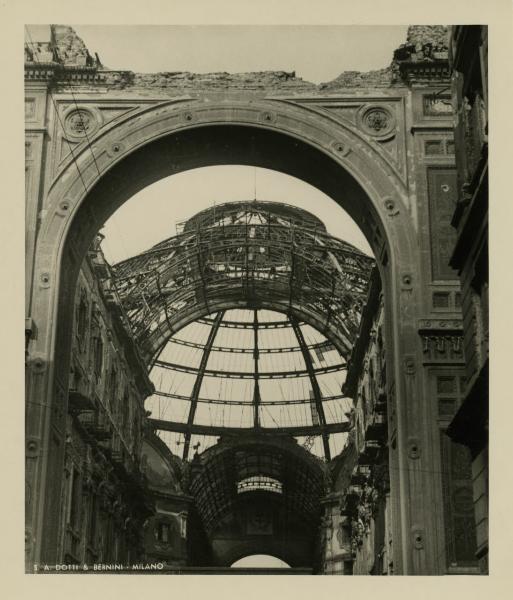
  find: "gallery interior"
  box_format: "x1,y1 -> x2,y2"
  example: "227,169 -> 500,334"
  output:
24,24 -> 488,574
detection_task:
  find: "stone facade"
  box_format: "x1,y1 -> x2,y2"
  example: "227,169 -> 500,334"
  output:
447,25 -> 489,574
335,271 -> 392,575
140,435 -> 191,566
25,24 -> 449,96
43,240 -> 153,567
40,238 -> 193,569
24,24 -> 488,574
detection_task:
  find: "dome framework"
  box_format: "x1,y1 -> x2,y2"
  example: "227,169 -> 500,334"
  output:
112,201 -> 374,363
109,201 -> 374,461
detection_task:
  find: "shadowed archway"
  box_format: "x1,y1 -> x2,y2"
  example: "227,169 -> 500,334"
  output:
27,101 -> 419,571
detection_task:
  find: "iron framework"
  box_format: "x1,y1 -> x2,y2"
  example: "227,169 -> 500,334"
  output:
105,201 -> 374,460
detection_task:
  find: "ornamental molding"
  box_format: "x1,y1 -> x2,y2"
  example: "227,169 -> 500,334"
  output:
357,104 -> 396,141
47,98 -> 409,202
418,318 -> 463,332
61,105 -> 102,141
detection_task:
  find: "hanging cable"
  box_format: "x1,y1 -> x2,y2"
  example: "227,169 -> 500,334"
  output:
25,27 -> 138,265
25,28 -> 89,193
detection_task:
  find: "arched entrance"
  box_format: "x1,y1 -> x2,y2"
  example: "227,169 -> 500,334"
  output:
188,435 -> 326,568
231,555 -> 290,568
26,99 -> 427,573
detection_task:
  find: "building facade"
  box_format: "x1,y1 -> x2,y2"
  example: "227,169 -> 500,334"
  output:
34,238 -> 154,567
24,24 -> 488,574
447,25 -> 489,574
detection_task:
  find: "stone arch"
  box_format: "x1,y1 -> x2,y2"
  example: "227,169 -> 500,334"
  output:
188,435 -> 326,569
26,98 -> 419,568
39,99 -> 413,267
230,554 -> 291,568
221,545 -> 299,569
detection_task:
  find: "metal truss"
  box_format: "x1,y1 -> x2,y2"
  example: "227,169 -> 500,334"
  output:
168,335 -> 335,354
153,358 -> 346,379
151,389 -> 349,406
290,315 -> 331,460
150,418 -> 351,437
111,200 -> 374,364
106,201 -> 374,459
187,435 -> 327,536
181,310 -> 225,460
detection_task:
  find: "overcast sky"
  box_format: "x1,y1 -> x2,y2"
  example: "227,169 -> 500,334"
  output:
100,167 -> 372,264
57,26 -> 403,263
72,25 -> 408,83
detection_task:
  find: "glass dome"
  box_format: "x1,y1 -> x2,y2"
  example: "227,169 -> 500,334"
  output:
107,200 -> 374,461
147,307 -> 353,460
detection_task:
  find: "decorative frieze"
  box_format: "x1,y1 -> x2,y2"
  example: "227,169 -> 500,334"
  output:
419,318 -> 464,363
427,167 -> 459,280
423,94 -> 453,116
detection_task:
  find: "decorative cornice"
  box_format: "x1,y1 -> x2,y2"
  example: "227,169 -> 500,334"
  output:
393,26 -> 451,85
418,318 -> 463,334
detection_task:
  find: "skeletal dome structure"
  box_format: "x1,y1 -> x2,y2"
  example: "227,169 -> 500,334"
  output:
110,201 -> 374,460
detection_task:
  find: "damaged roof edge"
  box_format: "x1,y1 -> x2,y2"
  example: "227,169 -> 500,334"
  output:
25,25 -> 450,90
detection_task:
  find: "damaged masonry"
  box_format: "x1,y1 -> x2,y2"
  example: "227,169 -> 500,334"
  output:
24,24 -> 488,574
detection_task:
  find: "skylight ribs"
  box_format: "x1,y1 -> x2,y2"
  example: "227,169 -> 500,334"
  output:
107,202 -> 373,364
152,358 -> 346,379
150,419 -> 351,437
166,335 -> 335,354
252,310 -> 261,428
152,389 -> 349,406
181,310 -> 225,460
290,316 -> 331,461
100,202 -> 374,458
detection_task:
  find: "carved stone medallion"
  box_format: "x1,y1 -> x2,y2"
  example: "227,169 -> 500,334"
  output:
358,105 -> 396,139
63,107 -> 101,140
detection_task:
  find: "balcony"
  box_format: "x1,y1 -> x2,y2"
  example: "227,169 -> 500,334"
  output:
453,93 -> 487,223
68,389 -> 95,414
359,440 -> 382,465
464,95 -> 487,184
79,407 -> 112,441
366,413 -> 387,442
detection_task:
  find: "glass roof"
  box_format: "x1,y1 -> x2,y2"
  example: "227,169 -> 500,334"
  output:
103,200 -> 374,462
148,308 -> 353,460
110,200 -> 374,365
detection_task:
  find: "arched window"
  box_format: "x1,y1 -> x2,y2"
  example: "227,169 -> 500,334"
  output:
231,555 -> 290,568
156,521 -> 171,544
93,336 -> 103,379
121,389 -> 130,437
76,293 -> 88,344
108,366 -> 117,414
237,475 -> 283,494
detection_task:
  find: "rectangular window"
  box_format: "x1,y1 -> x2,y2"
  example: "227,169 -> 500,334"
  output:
435,372 -> 478,570
70,468 -> 80,526
433,291 -> 450,309
423,94 -> 453,116
425,140 -> 443,155
427,168 -> 459,280
88,494 -> 98,547
93,336 -> 103,378
76,294 -> 88,343
157,522 -> 171,543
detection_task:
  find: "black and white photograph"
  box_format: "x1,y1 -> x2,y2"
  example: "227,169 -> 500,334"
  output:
8,0 -> 509,589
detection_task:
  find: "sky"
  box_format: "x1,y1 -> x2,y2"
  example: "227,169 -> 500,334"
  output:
62,25 -> 400,262
231,554 -> 290,568
92,29 -> 371,568
100,167 -> 372,264
71,25 -> 408,84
